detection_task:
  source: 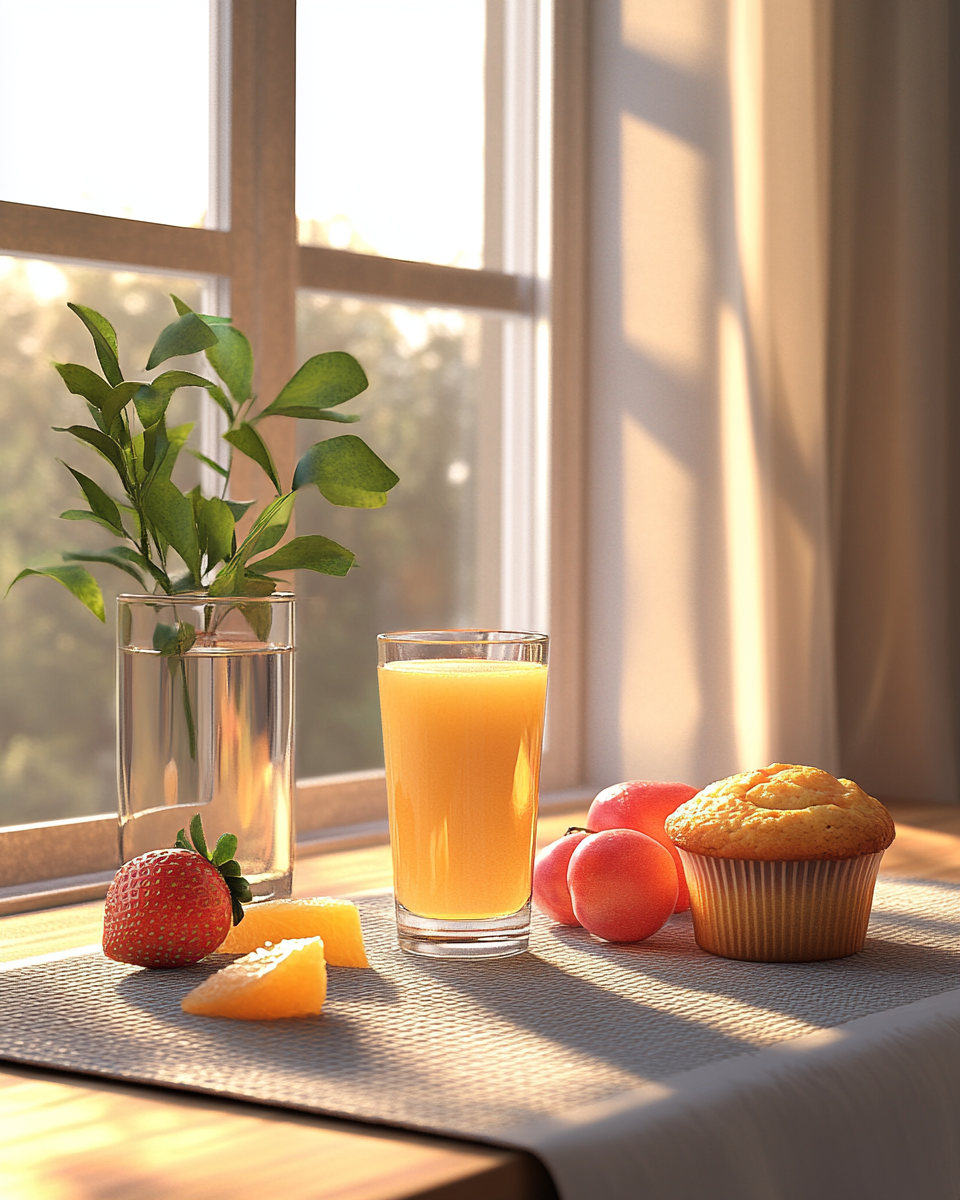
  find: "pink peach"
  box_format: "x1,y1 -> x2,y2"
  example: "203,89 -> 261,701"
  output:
587,780 -> 698,912
567,828 -> 678,943
532,829 -> 591,925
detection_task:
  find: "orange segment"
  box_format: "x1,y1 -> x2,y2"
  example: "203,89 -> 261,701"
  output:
181,938 -> 327,1020
217,897 -> 370,967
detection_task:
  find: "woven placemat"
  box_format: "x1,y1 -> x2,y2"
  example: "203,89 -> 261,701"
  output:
2,878 -> 959,1142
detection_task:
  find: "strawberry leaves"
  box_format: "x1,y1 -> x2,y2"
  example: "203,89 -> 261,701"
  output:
175,814 -> 252,925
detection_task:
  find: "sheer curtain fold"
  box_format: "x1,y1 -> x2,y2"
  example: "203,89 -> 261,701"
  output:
829,0 -> 959,802
588,0 -> 960,802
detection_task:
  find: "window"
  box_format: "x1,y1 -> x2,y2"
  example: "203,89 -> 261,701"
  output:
0,0 -> 587,893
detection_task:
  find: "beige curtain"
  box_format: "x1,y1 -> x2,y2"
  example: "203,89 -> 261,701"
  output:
829,0 -> 959,802
587,0 -> 960,802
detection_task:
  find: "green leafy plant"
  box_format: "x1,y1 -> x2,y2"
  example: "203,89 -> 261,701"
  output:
7,297 -> 399,619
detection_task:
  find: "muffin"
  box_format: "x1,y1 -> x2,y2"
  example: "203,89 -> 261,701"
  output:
664,764 -> 895,962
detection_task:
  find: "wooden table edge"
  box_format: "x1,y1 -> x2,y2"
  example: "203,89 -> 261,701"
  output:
0,1056 -> 557,1200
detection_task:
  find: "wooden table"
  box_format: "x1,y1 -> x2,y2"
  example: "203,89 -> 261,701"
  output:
3,803 -> 957,1200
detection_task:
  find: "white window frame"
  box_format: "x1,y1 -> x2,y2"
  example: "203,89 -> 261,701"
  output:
0,0 -> 589,909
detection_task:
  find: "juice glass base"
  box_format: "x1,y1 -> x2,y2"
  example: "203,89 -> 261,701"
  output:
395,901 -> 531,959
247,872 -> 293,902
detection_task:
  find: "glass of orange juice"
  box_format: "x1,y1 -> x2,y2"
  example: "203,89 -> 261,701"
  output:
377,630 -> 549,958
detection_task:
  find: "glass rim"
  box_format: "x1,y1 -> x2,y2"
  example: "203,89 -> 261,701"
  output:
377,628 -> 548,646
117,592 -> 295,605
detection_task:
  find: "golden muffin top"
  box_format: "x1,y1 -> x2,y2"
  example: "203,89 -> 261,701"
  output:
663,764 -> 895,861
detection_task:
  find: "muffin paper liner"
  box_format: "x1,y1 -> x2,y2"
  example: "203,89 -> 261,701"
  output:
677,850 -> 885,962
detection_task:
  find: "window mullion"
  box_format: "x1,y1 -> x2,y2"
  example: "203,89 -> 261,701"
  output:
0,201 -> 230,274
229,0 -> 298,500
540,0 -> 588,791
297,244 -> 531,312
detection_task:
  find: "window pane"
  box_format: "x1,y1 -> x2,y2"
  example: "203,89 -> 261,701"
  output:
0,1 -> 214,228
295,292 -> 502,777
0,258 -> 212,826
296,0 -> 486,268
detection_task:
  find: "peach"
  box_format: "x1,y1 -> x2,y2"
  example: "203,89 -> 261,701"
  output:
532,829 -> 591,925
567,829 -> 678,943
587,780 -> 698,912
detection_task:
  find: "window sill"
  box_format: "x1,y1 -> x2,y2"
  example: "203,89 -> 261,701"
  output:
0,776 -> 595,916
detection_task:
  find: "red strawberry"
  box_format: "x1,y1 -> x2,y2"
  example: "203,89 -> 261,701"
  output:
103,814 -> 251,969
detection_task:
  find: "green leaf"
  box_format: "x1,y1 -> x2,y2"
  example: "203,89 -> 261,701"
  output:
170,295 -> 231,324
162,421 -> 195,480
112,412 -> 130,448
116,501 -> 142,540
141,479 -> 201,582
174,828 -> 192,850
138,371 -> 234,426
205,324 -> 253,405
212,834 -> 238,866
168,296 -> 250,405
156,372 -> 233,414
86,401 -> 109,434
239,576 -> 278,597
187,448 -> 229,478
142,421 -> 160,473
152,623 -> 177,652
301,409 -> 361,424
68,303 -> 123,386
207,563 -> 243,599
197,496 -> 235,570
240,599 -> 274,640
223,422 -> 281,493
143,312 -> 237,419
250,534 -> 355,578
146,312 -> 219,371
189,813 -> 210,858
59,509 -> 127,535
292,434 -> 399,508
226,872 -> 252,901
134,384 -> 171,429
101,382 -> 140,434
205,383 -> 235,423
241,492 -> 296,560
169,572 -> 199,593
72,544 -> 151,574
208,493 -> 295,596
152,620 -> 197,656
54,362 -> 113,409
55,425 -> 127,479
6,565 -> 105,621
259,351 -> 367,419
173,299 -> 235,347
144,420 -> 194,485
224,498 -> 256,522
61,548 -> 147,589
147,369 -> 212,392
62,464 -> 124,532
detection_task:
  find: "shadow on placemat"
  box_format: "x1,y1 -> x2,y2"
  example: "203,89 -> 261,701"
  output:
1,880 -> 959,1143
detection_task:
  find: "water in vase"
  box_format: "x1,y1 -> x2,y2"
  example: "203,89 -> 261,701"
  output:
118,640 -> 294,898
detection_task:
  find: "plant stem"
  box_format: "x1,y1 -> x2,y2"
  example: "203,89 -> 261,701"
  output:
178,657 -> 197,760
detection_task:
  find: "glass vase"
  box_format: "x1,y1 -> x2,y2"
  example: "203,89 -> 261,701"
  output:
117,593 -> 295,900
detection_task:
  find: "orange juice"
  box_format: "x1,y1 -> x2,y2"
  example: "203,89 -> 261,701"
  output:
378,659 -> 548,920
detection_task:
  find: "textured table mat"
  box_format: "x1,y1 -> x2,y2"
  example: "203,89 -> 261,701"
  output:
2,879 -> 960,1145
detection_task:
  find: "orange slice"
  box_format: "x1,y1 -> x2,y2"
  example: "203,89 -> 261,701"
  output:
217,897 -> 370,967
181,937 -> 326,1020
